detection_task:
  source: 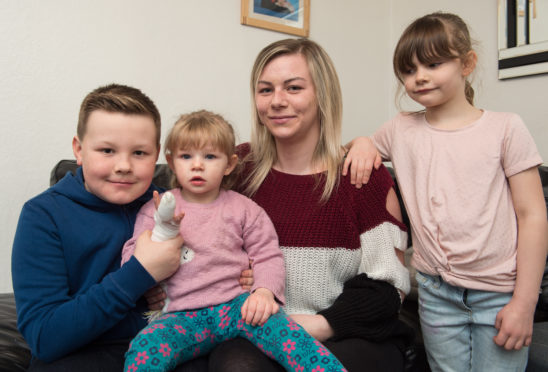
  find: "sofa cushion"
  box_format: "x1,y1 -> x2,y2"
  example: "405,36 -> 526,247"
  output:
0,293 -> 30,372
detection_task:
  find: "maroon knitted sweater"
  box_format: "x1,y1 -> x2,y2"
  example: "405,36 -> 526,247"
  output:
236,144 -> 412,341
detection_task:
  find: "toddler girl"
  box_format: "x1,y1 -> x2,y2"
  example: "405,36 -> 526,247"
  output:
122,110 -> 346,372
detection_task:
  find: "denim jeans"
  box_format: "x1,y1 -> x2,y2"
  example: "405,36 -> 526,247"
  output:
416,271 -> 528,372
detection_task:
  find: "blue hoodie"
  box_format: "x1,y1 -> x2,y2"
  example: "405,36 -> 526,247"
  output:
11,167 -> 158,362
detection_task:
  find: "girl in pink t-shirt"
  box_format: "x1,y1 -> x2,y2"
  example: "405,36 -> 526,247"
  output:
122,110 -> 345,372
353,11 -> 547,372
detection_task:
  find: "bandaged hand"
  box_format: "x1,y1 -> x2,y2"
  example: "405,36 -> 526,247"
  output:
151,191 -> 183,242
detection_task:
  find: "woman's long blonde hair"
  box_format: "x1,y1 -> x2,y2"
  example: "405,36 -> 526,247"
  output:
244,38 -> 343,203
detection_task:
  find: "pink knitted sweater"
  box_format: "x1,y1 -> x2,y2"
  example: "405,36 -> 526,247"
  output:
122,188 -> 285,312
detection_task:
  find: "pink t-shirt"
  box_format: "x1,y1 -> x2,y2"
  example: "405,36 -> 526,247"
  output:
373,111 -> 542,292
122,189 -> 285,312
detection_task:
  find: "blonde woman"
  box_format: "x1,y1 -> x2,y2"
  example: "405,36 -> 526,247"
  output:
207,38 -> 414,372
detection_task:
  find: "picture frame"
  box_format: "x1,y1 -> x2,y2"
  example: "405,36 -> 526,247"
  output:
241,0 -> 310,37
498,0 -> 548,79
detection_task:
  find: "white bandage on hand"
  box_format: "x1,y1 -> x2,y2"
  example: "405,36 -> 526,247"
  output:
146,191 -> 181,321
151,191 -> 180,242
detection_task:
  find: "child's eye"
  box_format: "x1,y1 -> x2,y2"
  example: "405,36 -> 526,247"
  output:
402,67 -> 415,75
429,62 -> 442,68
101,148 -> 114,154
179,154 -> 191,159
134,150 -> 147,156
205,154 -> 217,160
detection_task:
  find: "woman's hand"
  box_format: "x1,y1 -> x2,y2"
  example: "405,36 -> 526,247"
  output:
290,314 -> 334,342
241,288 -> 279,326
239,260 -> 254,291
144,285 -> 166,311
342,136 -> 382,188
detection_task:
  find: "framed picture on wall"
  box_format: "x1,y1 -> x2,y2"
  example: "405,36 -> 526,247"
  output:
498,0 -> 548,79
241,0 -> 310,37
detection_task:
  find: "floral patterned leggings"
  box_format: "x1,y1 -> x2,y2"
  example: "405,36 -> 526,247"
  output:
124,293 -> 346,372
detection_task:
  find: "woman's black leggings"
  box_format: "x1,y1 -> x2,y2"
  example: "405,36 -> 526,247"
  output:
207,336 -> 405,372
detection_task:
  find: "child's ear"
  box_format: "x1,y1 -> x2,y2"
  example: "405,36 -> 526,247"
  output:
72,136 -> 83,165
224,154 -> 239,176
462,50 -> 477,77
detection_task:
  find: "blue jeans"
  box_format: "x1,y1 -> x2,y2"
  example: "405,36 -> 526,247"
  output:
416,271 -> 528,372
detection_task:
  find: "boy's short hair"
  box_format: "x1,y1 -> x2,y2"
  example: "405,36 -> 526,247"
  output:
77,84 -> 161,145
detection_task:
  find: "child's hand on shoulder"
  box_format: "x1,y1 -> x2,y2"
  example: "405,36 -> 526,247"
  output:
493,297 -> 535,350
241,288 -> 279,326
342,136 -> 382,188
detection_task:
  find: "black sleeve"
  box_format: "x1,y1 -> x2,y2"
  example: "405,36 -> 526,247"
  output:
318,274 -> 413,342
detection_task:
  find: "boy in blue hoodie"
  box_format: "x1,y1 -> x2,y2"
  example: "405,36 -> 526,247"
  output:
11,84 -> 184,371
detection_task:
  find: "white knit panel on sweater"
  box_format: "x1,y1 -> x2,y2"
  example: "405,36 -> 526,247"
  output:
282,222 -> 410,315
359,222 -> 410,295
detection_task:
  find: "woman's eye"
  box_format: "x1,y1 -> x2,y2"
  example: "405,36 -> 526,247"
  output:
258,87 -> 272,94
287,85 -> 302,92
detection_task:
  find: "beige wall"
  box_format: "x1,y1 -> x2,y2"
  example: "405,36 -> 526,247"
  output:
386,1 -> 548,159
0,1 -> 546,292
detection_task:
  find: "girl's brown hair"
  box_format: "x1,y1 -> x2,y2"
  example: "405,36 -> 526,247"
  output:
164,110 -> 239,190
393,12 -> 475,105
